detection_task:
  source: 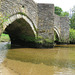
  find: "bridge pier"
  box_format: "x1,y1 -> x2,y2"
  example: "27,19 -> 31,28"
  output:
37,4 -> 54,47
60,17 -> 70,44
54,15 -> 70,44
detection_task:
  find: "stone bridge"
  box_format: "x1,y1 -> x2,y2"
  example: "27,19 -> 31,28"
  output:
0,0 -> 70,47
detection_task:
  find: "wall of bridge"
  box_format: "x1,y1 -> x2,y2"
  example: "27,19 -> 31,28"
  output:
54,14 -> 70,43
0,0 -> 70,47
0,0 -> 38,33
60,17 -> 70,43
37,4 -> 54,46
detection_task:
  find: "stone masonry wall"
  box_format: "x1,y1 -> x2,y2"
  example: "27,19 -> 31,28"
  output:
0,0 -> 70,47
0,0 -> 38,32
37,4 -> 54,44
54,15 -> 70,43
54,14 -> 60,29
60,17 -> 70,43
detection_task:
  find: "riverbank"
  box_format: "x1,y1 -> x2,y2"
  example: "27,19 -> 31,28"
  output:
0,63 -> 18,75
3,58 -> 56,75
3,58 -> 39,75
2,57 -> 75,75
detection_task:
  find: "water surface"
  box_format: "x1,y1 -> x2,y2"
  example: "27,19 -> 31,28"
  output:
0,43 -> 75,75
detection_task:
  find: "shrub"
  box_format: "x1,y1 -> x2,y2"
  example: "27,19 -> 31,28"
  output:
69,28 -> 75,43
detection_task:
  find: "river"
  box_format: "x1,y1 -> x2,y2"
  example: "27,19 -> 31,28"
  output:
0,42 -> 75,75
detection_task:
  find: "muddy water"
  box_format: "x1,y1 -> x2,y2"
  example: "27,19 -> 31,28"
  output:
0,43 -> 75,75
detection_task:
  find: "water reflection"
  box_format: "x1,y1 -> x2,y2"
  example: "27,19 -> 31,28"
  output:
0,43 -> 75,75
6,46 -> 75,68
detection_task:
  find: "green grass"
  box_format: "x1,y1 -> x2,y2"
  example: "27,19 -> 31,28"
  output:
0,33 -> 10,42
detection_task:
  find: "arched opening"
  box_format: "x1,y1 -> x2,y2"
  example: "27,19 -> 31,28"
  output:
54,31 -> 59,44
2,14 -> 37,48
54,27 -> 60,44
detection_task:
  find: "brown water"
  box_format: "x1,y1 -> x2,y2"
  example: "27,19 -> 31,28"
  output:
0,43 -> 75,75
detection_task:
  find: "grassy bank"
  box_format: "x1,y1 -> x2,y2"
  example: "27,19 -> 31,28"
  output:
0,33 -> 10,42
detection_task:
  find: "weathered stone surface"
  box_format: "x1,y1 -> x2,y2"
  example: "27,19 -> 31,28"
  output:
37,4 -> 54,45
54,14 -> 70,43
0,0 -> 38,28
60,17 -> 70,43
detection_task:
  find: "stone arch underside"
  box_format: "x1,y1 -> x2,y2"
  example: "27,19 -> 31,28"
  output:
2,14 -> 37,47
54,26 -> 60,38
54,26 -> 60,43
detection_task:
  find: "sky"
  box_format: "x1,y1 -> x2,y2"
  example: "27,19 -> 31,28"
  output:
34,0 -> 75,12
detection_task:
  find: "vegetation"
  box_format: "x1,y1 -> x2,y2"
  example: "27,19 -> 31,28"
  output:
55,6 -> 69,17
70,13 -> 75,29
69,6 -> 75,43
55,6 -> 63,16
69,6 -> 75,29
61,11 -> 69,17
69,29 -> 75,43
0,33 -> 10,42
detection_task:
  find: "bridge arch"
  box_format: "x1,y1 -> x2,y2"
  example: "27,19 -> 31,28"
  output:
2,13 -> 37,36
54,26 -> 60,38
54,26 -> 60,43
1,13 -> 37,46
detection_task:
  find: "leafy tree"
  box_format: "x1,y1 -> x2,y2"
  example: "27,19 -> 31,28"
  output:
70,28 -> 75,43
55,6 -> 69,17
55,6 -> 63,16
70,6 -> 75,29
71,6 -> 75,13
61,11 -> 69,17
70,13 -> 75,29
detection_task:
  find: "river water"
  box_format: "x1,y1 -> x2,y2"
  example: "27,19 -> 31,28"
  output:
0,42 -> 75,75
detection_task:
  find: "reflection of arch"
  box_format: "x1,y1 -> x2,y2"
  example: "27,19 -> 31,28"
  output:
2,13 -> 37,36
54,26 -> 60,38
